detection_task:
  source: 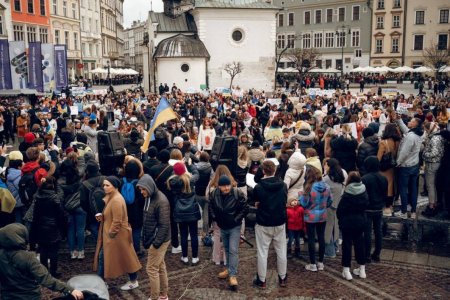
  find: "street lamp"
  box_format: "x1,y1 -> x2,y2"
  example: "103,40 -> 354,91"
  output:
336,25 -> 351,77
106,60 -> 112,92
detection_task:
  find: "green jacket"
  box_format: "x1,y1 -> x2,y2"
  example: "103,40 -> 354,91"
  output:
0,223 -> 72,300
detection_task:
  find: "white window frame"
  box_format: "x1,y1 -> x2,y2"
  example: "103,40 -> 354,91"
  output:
314,9 -> 322,24
375,39 -> 383,53
437,33 -> 449,50
391,37 -> 399,53
352,5 -> 360,21
325,31 -> 334,48
354,49 -> 362,58
52,0 -> 57,15
415,10 -> 425,25
439,9 -> 449,24
392,15 -> 400,28
287,33 -> 295,48
277,34 -> 285,49
302,33 -> 311,49
278,13 -> 284,27
338,7 -> 345,22
351,29 -> 360,47
413,34 -> 424,51
326,8 -> 333,23
304,10 -> 311,25
288,12 -> 294,26
376,16 -> 384,29
313,32 -> 323,48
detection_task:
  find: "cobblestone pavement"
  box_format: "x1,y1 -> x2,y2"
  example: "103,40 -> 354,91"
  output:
42,233 -> 450,300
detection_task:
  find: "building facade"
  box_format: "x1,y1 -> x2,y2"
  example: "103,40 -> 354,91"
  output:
124,20 -> 146,72
370,0 -> 405,67
50,0 -> 82,79
80,0 -> 102,79
274,0 -> 371,74
404,0 -> 450,68
100,0 -> 124,67
10,0 -> 51,45
0,1 -> 13,40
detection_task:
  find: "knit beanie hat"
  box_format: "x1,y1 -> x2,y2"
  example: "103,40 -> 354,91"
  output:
8,151 -> 23,161
85,160 -> 100,176
218,175 -> 231,186
105,176 -> 121,189
173,162 -> 186,176
24,132 -> 36,144
157,149 -> 170,163
306,156 -> 323,176
362,127 -> 374,139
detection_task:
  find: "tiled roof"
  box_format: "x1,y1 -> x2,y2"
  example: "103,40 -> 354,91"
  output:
154,34 -> 210,58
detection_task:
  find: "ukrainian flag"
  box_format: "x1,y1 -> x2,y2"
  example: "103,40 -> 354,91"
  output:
141,97 -> 178,153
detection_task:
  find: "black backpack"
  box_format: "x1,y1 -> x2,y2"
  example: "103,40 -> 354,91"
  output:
83,176 -> 106,216
18,167 -> 40,207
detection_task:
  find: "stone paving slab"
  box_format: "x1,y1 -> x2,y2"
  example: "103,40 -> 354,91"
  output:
392,251 -> 429,265
427,255 -> 450,269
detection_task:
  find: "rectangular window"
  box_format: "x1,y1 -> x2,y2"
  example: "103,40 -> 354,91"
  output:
336,59 -> 343,70
81,16 -> 85,31
376,39 -> 383,53
326,8 -> 333,23
13,25 -> 24,41
352,6 -> 360,21
438,34 -> 448,50
414,35 -> 424,50
287,34 -> 295,48
315,10 -> 321,24
14,0 -> 21,12
415,11 -> 425,24
63,1 -> 67,17
27,26 -> 36,43
278,14 -> 284,27
376,16 -> 384,29
302,33 -> 311,49
74,32 -> 78,50
40,0 -> 46,15
277,34 -> 285,48
65,31 -> 69,46
325,32 -> 334,48
392,38 -> 399,52
28,0 -> 34,13
440,9 -> 449,23
325,59 -> 332,68
304,11 -> 311,25
288,13 -> 294,26
393,0 -> 401,8
352,30 -> 360,47
314,32 -> 323,48
377,0 -> 385,9
355,49 -> 362,57
336,32 -> 346,48
316,60 -> 322,69
0,16 -> 3,35
338,7 -> 345,22
393,15 -> 400,28
72,3 -> 77,19
55,30 -> 60,44
52,0 -> 57,15
39,28 -> 48,43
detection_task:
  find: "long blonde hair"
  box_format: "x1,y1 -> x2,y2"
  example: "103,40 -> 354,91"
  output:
167,172 -> 192,194
341,124 -> 352,140
209,165 -> 237,188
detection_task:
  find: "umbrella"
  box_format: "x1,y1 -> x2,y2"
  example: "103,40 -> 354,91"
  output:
350,66 -> 366,73
413,66 -> 433,73
439,66 -> 450,72
325,67 -> 341,73
375,66 -> 395,73
308,68 -> 323,73
392,66 -> 415,73
284,67 -> 299,73
364,66 -> 379,73
89,68 -> 108,74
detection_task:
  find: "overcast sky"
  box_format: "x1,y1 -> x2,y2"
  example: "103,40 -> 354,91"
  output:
124,0 -> 164,28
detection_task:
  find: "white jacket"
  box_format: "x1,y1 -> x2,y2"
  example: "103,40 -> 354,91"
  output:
283,151 -> 307,200
197,126 -> 216,151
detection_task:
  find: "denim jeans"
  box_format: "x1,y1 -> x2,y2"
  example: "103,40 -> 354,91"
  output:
89,222 -> 100,242
67,207 -> 87,252
364,211 -> 382,259
324,241 -> 337,257
179,221 -> 199,258
287,230 -> 301,249
397,164 -> 420,213
221,225 -> 241,276
425,162 -> 440,206
132,227 -> 142,254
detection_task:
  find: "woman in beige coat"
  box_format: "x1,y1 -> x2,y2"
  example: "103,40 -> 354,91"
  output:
93,176 -> 142,291
377,123 -> 400,216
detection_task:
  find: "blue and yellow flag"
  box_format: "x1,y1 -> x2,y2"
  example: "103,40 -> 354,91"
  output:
141,97 -> 177,153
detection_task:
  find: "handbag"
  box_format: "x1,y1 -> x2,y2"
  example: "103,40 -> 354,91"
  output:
63,191 -> 81,212
379,140 -> 397,171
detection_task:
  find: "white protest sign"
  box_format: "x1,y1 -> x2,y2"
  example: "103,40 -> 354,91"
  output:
268,98 -> 282,107
71,87 -> 86,96
70,106 -> 78,115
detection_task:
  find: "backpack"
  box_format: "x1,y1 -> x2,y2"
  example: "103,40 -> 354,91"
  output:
83,176 -> 106,216
249,160 -> 260,175
121,178 -> 138,205
63,191 -> 81,212
18,167 -> 40,207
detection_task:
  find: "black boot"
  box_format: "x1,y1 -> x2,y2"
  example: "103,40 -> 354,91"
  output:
294,248 -> 302,259
287,247 -> 292,258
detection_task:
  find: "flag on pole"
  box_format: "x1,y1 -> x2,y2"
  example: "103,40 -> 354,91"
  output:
141,97 -> 178,153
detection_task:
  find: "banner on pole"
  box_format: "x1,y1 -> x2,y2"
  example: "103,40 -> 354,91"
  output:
41,43 -> 55,93
0,39 -> 12,90
28,42 -> 43,92
9,41 -> 27,89
54,45 -> 68,89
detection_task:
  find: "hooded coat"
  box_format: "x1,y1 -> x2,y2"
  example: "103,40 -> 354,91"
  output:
361,157 -> 388,211
331,135 -> 358,172
137,175 -> 171,249
396,119 -> 423,167
323,170 -> 348,243
291,123 -> 316,154
284,151 -> 307,200
0,224 -> 72,300
299,181 -> 332,223
357,135 -> 379,175
337,182 -> 369,229
254,176 -> 288,226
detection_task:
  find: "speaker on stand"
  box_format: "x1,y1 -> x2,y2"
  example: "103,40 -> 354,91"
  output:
210,136 -> 238,177
97,131 -> 126,176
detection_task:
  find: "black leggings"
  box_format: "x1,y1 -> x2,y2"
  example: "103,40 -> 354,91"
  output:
179,221 -> 199,258
40,243 -> 59,275
341,227 -> 365,267
306,222 -> 326,264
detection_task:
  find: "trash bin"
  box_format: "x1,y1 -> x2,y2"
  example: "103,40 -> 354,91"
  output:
414,81 -> 419,89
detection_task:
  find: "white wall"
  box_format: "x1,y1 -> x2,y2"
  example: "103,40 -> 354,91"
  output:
192,8 -> 277,91
156,57 -> 207,91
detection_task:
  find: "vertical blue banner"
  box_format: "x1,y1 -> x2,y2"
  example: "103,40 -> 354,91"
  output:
54,44 -> 68,89
0,39 -> 12,90
28,42 -> 44,92
41,43 -> 55,93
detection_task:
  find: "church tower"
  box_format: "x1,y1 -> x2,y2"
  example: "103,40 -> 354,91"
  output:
163,0 -> 194,18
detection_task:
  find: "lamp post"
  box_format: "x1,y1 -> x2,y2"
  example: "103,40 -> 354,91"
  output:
336,25 -> 351,78
106,60 -> 113,91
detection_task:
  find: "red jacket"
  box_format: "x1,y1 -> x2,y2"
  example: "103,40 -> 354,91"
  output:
286,205 -> 305,231
248,105 -> 256,118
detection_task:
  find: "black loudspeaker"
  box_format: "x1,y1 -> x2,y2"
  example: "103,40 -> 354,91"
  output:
210,136 -> 238,177
97,131 -> 126,176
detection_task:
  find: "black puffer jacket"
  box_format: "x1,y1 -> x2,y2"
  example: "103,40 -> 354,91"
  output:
361,156 -> 388,211
331,136 -> 358,172
337,183 -> 368,229
357,136 -> 379,175
195,162 -> 212,196
209,188 -> 249,230
253,176 -> 288,227
292,129 -> 315,154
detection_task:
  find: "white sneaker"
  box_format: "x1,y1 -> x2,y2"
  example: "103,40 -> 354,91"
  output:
305,264 -> 318,272
180,256 -> 189,264
120,280 -> 139,291
383,207 -> 393,217
192,257 -> 199,265
317,262 -> 324,271
393,211 -> 408,219
171,246 -> 182,254
158,296 -> 169,300
342,267 -> 353,280
338,239 -> 342,245
300,238 -> 305,245
410,212 -> 417,219
70,251 -> 78,259
353,266 -> 367,279
77,250 -> 85,260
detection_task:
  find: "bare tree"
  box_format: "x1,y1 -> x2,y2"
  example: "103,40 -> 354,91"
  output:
223,61 -> 243,89
423,42 -> 450,78
275,39 -> 296,89
286,48 -> 322,83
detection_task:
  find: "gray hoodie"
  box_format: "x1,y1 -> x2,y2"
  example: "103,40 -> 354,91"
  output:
396,119 -> 423,167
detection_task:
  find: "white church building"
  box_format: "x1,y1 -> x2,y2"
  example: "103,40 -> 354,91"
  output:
143,0 -> 279,92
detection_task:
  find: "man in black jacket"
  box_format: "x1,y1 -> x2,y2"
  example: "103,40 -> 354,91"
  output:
143,146 -> 160,175
209,175 -> 248,290
361,156 -> 387,263
137,174 -> 171,300
357,128 -> 379,176
253,160 -> 288,289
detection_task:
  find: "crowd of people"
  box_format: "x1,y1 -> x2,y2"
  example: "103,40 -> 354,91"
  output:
0,78 -> 449,298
